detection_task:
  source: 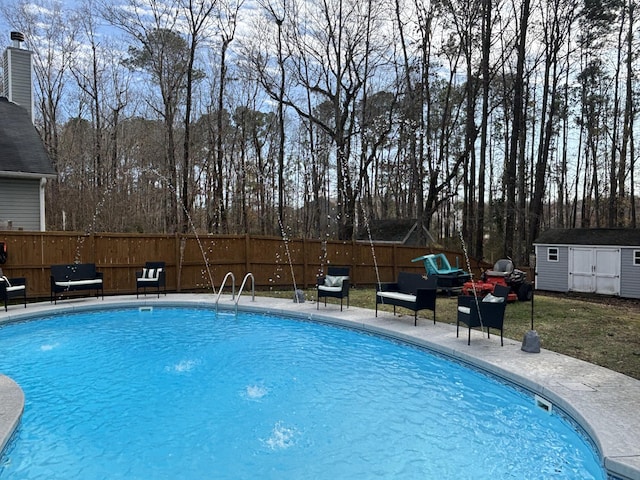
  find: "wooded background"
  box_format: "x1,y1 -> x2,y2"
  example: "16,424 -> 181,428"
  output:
0,0 -> 636,267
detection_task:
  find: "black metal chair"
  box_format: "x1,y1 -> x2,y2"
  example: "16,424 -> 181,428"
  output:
136,261 -> 166,298
317,266 -> 350,311
456,284 -> 510,345
0,268 -> 27,311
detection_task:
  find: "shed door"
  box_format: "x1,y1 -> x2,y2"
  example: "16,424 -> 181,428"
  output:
569,248 -> 594,292
594,248 -> 620,295
569,247 -> 620,295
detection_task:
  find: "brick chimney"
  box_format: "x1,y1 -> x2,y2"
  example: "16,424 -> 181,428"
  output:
2,31 -> 34,122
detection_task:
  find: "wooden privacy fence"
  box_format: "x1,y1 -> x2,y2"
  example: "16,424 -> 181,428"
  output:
0,231 -> 487,300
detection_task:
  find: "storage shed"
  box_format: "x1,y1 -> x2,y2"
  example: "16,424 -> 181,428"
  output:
533,228 -> 640,299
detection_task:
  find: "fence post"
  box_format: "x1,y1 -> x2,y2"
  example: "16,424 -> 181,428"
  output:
245,234 -> 251,276
176,233 -> 182,292
89,233 -> 96,264
392,244 -> 397,280
302,238 -> 307,289
351,239 -> 356,286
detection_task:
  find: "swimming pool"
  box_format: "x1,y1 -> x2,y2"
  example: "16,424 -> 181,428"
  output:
0,306 -> 605,479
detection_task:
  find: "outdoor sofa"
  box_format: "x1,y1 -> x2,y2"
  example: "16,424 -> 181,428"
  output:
0,268 -> 27,311
50,263 -> 104,304
375,272 -> 437,326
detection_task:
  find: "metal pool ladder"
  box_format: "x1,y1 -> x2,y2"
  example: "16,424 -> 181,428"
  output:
215,272 -> 236,314
235,273 -> 255,314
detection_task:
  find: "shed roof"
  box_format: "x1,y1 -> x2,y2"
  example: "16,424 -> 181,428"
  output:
356,219 -> 437,246
0,97 -> 56,179
534,228 -> 640,246
358,219 -> 418,243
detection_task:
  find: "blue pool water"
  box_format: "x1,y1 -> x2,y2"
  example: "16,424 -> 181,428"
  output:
0,307 -> 604,479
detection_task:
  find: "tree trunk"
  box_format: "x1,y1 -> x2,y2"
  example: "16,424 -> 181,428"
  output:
504,0 -> 530,259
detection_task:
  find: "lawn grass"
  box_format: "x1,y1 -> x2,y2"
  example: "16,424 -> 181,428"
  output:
261,287 -> 640,380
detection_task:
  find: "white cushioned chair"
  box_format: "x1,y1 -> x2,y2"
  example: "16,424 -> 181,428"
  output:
136,261 -> 166,298
456,284 -> 510,345
317,266 -> 350,311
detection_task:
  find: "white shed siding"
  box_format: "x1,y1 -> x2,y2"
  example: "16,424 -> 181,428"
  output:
620,248 -> 640,299
535,245 -> 569,292
0,178 -> 41,230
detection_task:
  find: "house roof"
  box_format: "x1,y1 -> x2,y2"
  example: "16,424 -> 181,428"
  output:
0,97 -> 56,179
534,228 -> 640,246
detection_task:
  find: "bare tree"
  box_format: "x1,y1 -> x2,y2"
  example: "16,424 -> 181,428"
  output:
256,0 -> 288,233
247,0 -> 393,239
103,0 -> 189,233
528,0 -> 578,251
207,0 -> 243,233
621,0 -> 636,226
503,0 -> 531,259
7,0 -> 640,253
177,0 -> 217,233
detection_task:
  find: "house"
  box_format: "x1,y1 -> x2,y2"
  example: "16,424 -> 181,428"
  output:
0,96 -> 56,231
533,228 -> 640,299
0,32 -> 56,231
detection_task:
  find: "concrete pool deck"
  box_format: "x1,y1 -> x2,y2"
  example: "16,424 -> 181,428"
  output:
1,293 -> 639,479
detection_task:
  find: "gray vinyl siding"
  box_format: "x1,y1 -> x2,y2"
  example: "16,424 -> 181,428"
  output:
534,229 -> 640,298
0,178 -> 40,230
620,248 -> 640,299
3,47 -> 32,119
535,245 -> 569,292
1,49 -> 8,97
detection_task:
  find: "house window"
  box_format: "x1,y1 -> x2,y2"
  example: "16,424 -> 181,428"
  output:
547,247 -> 559,262
634,250 -> 640,266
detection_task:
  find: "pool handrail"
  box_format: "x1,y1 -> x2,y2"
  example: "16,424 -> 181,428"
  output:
215,272 -> 236,314
235,273 -> 255,314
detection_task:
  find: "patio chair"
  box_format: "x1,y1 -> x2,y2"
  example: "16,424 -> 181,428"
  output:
136,261 -> 166,298
0,268 -> 27,311
317,266 -> 350,311
456,284 -> 510,345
